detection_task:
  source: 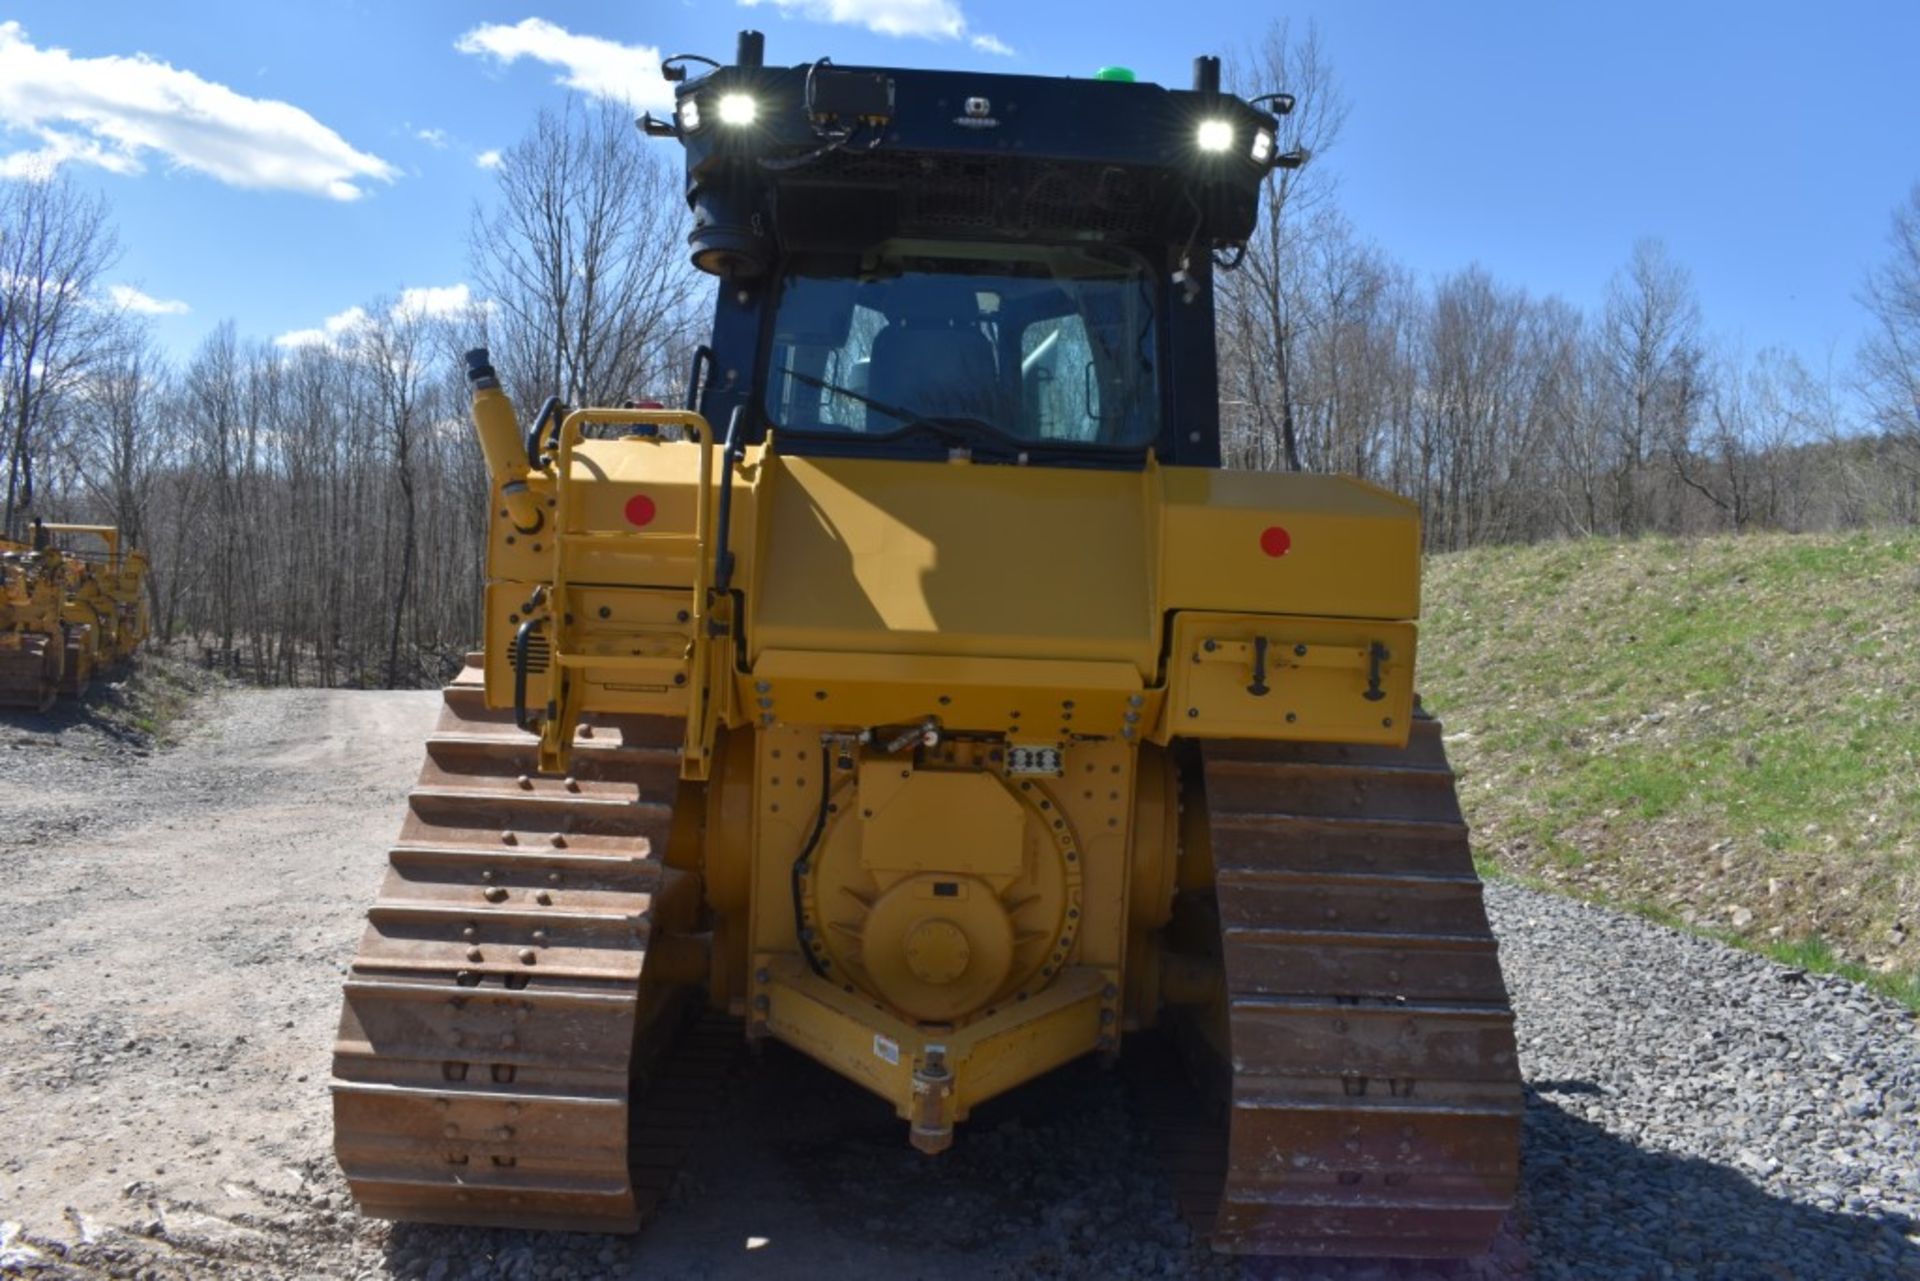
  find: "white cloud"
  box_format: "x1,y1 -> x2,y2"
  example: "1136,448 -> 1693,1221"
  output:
475,148 -> 503,170
741,0 -> 961,38
0,128 -> 139,180
275,305 -> 368,349
275,285 -> 476,349
740,0 -> 1012,51
415,127 -> 449,149
0,21 -> 399,200
109,284 -> 189,316
454,19 -> 670,109
394,283 -> 473,320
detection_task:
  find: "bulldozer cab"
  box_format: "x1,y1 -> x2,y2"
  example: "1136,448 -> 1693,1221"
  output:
669,33 -> 1292,468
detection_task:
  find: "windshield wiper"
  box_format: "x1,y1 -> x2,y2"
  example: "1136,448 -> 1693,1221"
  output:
778,367 -> 1022,453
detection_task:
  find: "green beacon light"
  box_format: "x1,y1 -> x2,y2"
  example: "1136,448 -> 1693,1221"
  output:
1094,66 -> 1137,83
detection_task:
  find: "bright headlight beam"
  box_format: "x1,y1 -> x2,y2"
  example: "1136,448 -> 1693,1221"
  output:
1250,127 -> 1275,164
1196,118 -> 1234,153
717,92 -> 758,126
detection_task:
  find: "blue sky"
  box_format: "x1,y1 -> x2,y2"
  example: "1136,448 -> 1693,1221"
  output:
4,0 -> 1917,374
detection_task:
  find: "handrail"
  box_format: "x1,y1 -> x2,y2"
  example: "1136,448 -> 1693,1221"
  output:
552,407 -> 718,779
525,396 -> 565,468
713,405 -> 744,593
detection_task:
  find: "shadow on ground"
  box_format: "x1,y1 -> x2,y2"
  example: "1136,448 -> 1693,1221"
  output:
1516,1083 -> 1920,1281
0,659 -> 159,746
377,1052 -> 1920,1280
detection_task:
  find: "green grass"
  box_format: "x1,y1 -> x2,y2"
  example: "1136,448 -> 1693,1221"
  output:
1758,937 -> 1920,1008
1424,529 -> 1920,1009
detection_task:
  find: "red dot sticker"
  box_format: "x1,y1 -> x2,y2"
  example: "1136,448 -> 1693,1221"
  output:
1259,525 -> 1292,558
624,493 -> 657,527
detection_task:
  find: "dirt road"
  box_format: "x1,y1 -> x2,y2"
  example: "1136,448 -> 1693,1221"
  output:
1,689 -> 441,1277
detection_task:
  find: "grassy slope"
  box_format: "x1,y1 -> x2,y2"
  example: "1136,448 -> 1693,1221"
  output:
1421,529 -> 1920,1005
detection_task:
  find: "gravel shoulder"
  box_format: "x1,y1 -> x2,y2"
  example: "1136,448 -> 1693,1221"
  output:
1,689 -> 1917,1280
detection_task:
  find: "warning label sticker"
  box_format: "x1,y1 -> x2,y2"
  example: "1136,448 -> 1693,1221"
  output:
873,1034 -> 900,1066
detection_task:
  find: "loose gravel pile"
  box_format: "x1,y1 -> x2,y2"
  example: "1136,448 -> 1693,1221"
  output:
3,690 -> 1918,1279
1491,881 -> 1920,1281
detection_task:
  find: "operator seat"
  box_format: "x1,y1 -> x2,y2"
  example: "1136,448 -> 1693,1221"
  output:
865,288 -> 1002,429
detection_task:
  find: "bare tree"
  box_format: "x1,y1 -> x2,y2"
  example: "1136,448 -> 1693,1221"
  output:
1671,347 -> 1760,530
77,329 -> 166,545
1220,20 -> 1349,472
358,298 -> 438,686
0,174 -> 122,536
1600,238 -> 1703,533
1858,185 -> 1920,511
470,98 -> 701,411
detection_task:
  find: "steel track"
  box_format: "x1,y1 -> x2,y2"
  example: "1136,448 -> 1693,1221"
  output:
0,636 -> 60,710
332,658 -> 724,1232
1161,714 -> 1523,1257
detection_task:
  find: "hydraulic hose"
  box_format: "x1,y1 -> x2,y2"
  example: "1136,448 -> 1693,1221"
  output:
790,738 -> 836,977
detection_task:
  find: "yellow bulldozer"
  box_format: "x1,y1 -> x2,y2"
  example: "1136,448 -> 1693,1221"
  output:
333,33 -> 1521,1258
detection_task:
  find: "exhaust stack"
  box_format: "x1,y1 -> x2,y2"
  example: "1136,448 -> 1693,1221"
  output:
464,348 -> 544,534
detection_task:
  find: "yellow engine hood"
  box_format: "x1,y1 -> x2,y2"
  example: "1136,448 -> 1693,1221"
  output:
744,453 -> 1420,678
748,454 -> 1159,671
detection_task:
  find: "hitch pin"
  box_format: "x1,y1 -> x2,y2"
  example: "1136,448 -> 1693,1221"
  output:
1247,636 -> 1271,697
1364,642 -> 1389,702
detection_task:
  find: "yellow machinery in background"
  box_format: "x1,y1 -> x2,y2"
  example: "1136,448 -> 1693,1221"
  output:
334,33 -> 1521,1259
0,541 -> 70,711
44,524 -> 152,669
0,523 -> 151,709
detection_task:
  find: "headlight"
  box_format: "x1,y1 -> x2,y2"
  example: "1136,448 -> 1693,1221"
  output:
718,92 -> 758,126
678,96 -> 701,132
1250,127 -> 1274,164
1196,118 -> 1233,153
